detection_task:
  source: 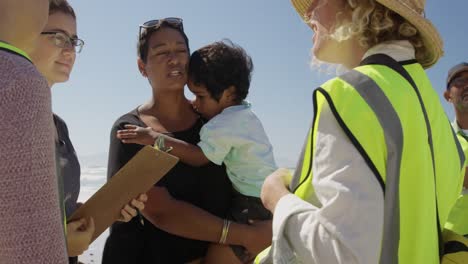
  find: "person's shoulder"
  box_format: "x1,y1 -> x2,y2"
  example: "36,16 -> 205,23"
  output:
111,108 -> 141,129
203,111 -> 233,131
202,107 -> 257,138
320,74 -> 345,88
0,50 -> 40,80
214,103 -> 251,121
53,113 -> 69,132
0,51 -> 48,103
240,104 -> 259,118
229,103 -> 263,126
53,113 -> 66,126
0,51 -> 47,90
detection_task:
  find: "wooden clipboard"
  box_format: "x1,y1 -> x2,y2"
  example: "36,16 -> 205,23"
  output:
68,146 -> 179,242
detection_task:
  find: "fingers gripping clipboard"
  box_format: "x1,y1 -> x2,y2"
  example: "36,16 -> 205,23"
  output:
68,146 -> 179,242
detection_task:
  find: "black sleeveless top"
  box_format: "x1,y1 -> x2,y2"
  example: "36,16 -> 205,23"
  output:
102,109 -> 232,264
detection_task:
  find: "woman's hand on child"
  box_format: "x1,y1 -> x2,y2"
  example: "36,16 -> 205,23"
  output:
117,124 -> 158,145
242,219 -> 273,260
117,193 -> 148,222
66,217 -> 95,257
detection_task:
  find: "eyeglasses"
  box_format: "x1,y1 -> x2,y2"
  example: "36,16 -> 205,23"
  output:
41,31 -> 85,53
138,17 -> 184,40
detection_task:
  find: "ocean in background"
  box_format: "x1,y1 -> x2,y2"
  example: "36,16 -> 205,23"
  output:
77,166 -> 107,264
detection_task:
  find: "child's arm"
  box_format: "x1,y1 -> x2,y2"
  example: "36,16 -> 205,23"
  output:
117,124 -> 210,167
157,134 -> 211,166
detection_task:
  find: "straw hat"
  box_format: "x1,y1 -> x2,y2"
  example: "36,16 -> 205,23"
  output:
290,0 -> 443,68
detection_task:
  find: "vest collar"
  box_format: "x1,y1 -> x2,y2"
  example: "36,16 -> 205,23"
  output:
362,40 -> 415,63
452,119 -> 468,139
0,41 -> 32,62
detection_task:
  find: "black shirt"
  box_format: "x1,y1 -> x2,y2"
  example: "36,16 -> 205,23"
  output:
53,114 -> 81,218
102,109 -> 232,264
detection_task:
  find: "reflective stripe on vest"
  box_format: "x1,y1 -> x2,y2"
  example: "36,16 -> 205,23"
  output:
339,70 -> 403,262
256,59 -> 465,264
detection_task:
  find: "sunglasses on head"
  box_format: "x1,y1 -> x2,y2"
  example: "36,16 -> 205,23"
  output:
138,17 -> 184,40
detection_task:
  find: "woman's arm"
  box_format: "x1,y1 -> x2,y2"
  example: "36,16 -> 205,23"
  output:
142,186 -> 271,256
158,134 -> 211,166
261,102 -> 384,264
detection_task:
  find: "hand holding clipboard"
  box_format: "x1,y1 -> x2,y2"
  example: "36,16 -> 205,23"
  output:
68,146 -> 179,242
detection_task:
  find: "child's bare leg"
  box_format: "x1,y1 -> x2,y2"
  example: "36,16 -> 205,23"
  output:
203,244 -> 243,264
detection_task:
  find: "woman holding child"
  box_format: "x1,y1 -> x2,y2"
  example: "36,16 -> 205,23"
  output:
103,18 -> 273,264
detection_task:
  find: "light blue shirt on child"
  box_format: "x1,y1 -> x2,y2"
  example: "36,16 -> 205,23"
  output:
198,101 -> 277,197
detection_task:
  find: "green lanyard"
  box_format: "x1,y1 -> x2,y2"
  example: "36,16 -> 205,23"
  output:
0,41 -> 32,62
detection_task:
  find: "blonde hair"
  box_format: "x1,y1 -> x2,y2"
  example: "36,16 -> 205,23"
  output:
330,0 -> 427,63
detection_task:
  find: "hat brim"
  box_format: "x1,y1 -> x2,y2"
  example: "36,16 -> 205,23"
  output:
290,0 -> 443,68
376,0 -> 443,68
291,0 -> 314,21
447,65 -> 468,87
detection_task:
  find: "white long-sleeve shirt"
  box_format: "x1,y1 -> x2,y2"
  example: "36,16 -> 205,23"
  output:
269,41 -> 416,264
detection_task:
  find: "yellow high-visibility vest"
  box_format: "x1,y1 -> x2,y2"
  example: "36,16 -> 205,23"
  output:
256,55 -> 465,264
445,132 -> 468,236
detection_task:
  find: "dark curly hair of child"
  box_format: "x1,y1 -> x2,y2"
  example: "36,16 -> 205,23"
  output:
188,40 -> 254,104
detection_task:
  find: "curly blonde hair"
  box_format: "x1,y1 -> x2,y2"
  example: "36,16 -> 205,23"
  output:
330,0 -> 428,63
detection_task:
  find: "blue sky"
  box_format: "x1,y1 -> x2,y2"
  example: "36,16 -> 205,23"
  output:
53,0 -> 467,167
